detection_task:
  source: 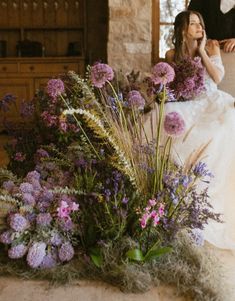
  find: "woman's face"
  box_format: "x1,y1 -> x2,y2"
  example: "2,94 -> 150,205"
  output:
186,14 -> 203,40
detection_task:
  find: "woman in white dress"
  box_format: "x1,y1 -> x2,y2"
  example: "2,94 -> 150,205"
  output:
163,10 -> 235,250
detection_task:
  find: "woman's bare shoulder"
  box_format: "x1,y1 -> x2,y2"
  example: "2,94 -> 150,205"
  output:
165,49 -> 175,63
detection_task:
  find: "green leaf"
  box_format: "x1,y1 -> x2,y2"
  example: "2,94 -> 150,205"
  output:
89,246 -> 103,268
126,248 -> 144,262
144,247 -> 172,262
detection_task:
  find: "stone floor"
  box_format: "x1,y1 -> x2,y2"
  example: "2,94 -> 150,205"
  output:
0,133 -> 235,301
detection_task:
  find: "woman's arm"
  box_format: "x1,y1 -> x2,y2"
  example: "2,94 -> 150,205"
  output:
198,32 -> 223,84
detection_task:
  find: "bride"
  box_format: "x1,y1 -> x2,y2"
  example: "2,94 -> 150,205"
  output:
163,10 -> 235,250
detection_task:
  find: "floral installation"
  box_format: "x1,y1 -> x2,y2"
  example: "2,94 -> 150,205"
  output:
0,61 -> 226,300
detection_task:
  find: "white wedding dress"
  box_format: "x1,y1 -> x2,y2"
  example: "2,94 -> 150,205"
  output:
145,55 -> 235,250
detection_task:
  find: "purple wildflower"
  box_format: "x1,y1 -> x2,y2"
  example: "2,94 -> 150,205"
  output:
27,242 -> 47,268
91,63 -> 114,88
19,182 -> 34,194
36,213 -> 52,227
193,162 -> 213,178
26,170 -> 41,182
36,148 -> 50,160
22,193 -> 36,206
47,79 -> 65,100
0,230 -> 13,244
2,180 -> 15,192
164,111 -> 185,137
126,90 -> 145,110
40,251 -> 57,269
58,242 -> 74,262
50,232 -> 62,246
8,244 -> 28,259
9,213 -> 29,232
151,62 -> 175,85
20,100 -> 35,118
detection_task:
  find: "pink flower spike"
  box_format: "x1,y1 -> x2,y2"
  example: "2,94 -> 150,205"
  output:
71,202 -> 79,212
148,199 -> 157,207
57,201 -> 71,218
140,213 -> 150,229
153,215 -> 160,227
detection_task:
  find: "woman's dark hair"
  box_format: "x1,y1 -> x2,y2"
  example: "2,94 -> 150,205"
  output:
172,10 -> 205,63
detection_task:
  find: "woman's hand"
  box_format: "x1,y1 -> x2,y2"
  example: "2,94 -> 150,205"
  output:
198,30 -> 207,53
219,39 -> 235,53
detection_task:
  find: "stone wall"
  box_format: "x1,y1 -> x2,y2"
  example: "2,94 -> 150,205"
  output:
108,0 -> 152,73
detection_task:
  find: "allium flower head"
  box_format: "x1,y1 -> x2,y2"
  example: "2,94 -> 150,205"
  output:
9,213 -> 29,232
164,111 -> 185,137
151,62 -> 175,85
8,244 -> 28,259
0,230 -> 13,244
36,213 -> 52,227
19,182 -> 34,194
27,242 -> 47,268
126,90 -> 145,110
2,180 -> 15,193
91,63 -> 114,88
58,242 -> 74,262
26,170 -> 41,182
47,79 -> 65,100
22,193 -> 36,206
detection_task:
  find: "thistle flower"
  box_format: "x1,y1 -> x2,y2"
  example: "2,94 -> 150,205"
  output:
163,111 -> 185,137
0,230 -> 13,244
151,62 -> 175,85
58,242 -> 74,262
8,244 -> 28,259
27,242 -> 47,268
47,79 -> 65,100
91,63 -> 114,88
9,213 -> 29,232
126,90 -> 145,110
36,213 -> 52,227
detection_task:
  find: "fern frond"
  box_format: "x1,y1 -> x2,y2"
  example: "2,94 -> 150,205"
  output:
50,186 -> 85,195
0,168 -> 18,185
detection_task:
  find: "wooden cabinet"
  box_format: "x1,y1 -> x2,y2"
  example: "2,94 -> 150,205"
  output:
0,0 -> 86,130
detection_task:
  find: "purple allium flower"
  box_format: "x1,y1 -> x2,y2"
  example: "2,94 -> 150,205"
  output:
8,244 -> 28,259
40,251 -> 57,269
193,162 -> 213,178
59,219 -> 74,232
40,189 -> 54,203
151,62 -> 175,85
58,242 -> 74,262
47,79 -> 65,100
41,111 -> 58,127
163,111 -> 185,137
14,152 -> 26,162
19,182 -> 34,194
36,148 -> 50,160
22,193 -> 36,206
20,100 -> 35,118
2,180 -> 15,192
26,170 -> 41,182
126,90 -> 145,110
50,232 -> 62,246
9,213 -> 29,232
0,230 -> 13,244
36,213 -> 52,227
27,242 -> 47,268
91,63 -> 114,88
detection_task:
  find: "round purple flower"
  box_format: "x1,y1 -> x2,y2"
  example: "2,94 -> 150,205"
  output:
8,244 -> 28,259
50,232 -> 62,246
58,242 -> 74,262
2,180 -> 15,192
26,170 -> 41,182
9,213 -> 29,232
19,182 -> 34,194
0,230 -> 13,244
27,242 -> 47,268
163,111 -> 185,137
36,213 -> 52,227
47,79 -> 65,100
22,193 -> 36,206
91,63 -> 114,88
151,62 -> 175,85
40,251 -> 57,269
126,90 -> 145,110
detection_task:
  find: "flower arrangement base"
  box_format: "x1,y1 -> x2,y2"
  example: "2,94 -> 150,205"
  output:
0,235 -> 230,301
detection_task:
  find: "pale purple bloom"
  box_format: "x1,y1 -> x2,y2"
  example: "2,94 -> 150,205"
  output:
0,230 -> 13,244
71,202 -> 79,212
20,100 -> 35,118
151,62 -> 175,85
47,79 -> 65,100
2,180 -> 15,192
122,196 -> 129,204
58,242 -> 74,262
190,229 -> 204,246
50,232 -> 62,246
126,90 -> 145,110
26,170 -> 41,182
36,213 -> 52,226
193,162 -> 213,178
140,213 -> 150,229
59,219 -> 74,232
9,213 -> 29,232
57,200 -> 71,218
148,199 -> 157,207
91,63 -> 114,88
40,251 -> 57,269
19,182 -> 34,194
164,111 -> 185,137
8,244 -> 27,259
14,152 -> 26,162
22,193 -> 36,206
27,242 -> 47,268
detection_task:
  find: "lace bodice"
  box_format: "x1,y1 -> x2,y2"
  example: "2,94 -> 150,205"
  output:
204,55 -> 225,93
